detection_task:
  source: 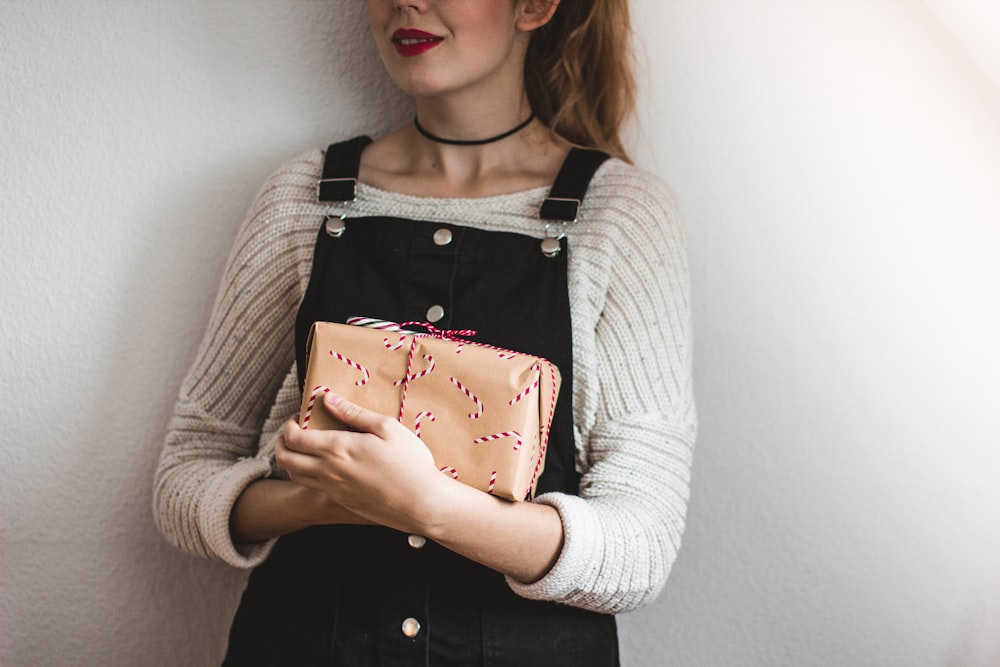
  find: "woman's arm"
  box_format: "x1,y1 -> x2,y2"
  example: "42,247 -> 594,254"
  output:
153,151 -> 326,568
504,166 -> 697,612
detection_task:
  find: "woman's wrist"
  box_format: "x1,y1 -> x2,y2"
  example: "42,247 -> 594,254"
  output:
412,476 -> 458,541
414,478 -> 564,583
297,484 -> 371,526
230,479 -> 370,544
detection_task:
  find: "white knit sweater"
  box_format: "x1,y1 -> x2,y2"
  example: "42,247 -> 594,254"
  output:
153,148 -> 696,615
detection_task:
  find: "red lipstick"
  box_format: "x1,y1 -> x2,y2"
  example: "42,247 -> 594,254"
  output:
391,29 -> 444,57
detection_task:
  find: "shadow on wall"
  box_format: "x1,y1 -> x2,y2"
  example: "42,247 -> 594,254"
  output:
60,2 -> 412,663
160,0 -> 413,155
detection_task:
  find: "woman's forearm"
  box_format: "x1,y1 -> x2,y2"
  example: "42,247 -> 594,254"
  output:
421,481 -> 564,584
229,478 -> 370,544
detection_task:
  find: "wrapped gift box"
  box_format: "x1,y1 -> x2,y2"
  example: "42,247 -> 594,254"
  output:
298,320 -> 561,501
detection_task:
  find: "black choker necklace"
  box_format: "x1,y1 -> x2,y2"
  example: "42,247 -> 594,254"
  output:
414,113 -> 535,146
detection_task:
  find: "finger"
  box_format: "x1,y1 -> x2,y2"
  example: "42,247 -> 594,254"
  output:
284,416 -> 342,454
323,392 -> 395,437
282,418 -> 304,445
274,435 -> 322,476
276,423 -> 302,456
283,420 -> 362,459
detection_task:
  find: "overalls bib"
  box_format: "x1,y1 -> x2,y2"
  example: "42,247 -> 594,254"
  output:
223,137 -> 618,666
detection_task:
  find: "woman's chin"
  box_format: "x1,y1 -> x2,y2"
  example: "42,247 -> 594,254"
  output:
386,73 -> 455,100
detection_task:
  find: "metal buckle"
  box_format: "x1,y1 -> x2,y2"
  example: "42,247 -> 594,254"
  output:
316,177 -> 358,202
540,196 -> 581,223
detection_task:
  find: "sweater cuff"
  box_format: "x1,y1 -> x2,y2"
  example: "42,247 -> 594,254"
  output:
197,456 -> 278,569
504,492 -> 600,603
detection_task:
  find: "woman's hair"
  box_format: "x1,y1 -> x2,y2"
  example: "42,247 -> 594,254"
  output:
525,0 -> 636,162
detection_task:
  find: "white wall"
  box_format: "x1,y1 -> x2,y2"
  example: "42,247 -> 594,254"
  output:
2,1 -> 998,665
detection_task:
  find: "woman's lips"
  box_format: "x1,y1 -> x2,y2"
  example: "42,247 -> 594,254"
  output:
391,28 -> 444,57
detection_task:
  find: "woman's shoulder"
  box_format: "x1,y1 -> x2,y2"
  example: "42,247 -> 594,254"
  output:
225,148 -> 330,271
580,158 -> 684,260
236,148 -> 331,236
252,148 -> 327,207
586,158 -> 681,223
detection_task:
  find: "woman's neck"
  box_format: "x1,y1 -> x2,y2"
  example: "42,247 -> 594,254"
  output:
413,94 -> 534,145
358,92 -> 569,199
409,96 -> 538,176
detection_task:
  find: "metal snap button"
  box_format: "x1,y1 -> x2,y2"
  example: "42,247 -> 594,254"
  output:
433,228 -> 453,246
540,237 -> 561,257
401,617 -> 421,638
426,304 -> 445,323
407,535 -> 427,549
325,217 -> 346,238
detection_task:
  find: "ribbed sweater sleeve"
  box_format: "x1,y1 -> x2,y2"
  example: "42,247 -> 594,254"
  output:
506,168 -> 696,613
153,154 -> 320,568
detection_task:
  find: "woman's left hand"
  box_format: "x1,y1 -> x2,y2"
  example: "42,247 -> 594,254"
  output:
275,392 -> 451,535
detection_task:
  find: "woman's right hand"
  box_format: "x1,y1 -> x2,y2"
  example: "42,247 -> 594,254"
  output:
229,477 -> 372,545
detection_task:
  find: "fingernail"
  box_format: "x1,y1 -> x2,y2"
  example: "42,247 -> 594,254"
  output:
324,392 -> 342,408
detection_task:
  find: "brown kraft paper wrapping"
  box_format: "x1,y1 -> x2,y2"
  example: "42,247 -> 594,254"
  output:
297,321 -> 561,501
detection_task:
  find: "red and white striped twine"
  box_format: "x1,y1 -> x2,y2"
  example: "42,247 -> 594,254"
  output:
414,410 -> 435,439
473,430 -> 523,451
397,340 -> 437,421
528,361 -> 559,493
329,349 -> 370,386
487,470 -> 497,494
449,376 -> 484,419
439,466 -> 459,479
302,385 -> 331,429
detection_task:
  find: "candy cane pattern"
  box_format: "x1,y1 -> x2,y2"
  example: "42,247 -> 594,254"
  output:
508,364 -> 541,405
329,349 -> 369,386
439,466 -> 459,479
394,353 -> 435,386
487,470 -> 497,494
473,431 -> 523,451
449,376 -> 484,419
339,316 -> 556,498
383,334 -> 407,351
414,410 -> 435,439
301,385 -> 331,429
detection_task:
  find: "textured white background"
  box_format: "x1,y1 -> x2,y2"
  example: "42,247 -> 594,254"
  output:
2,1 -> 999,665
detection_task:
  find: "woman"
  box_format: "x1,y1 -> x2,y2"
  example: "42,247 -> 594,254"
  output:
154,0 -> 695,664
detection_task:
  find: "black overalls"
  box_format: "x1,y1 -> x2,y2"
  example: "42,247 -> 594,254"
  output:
223,138 -> 618,666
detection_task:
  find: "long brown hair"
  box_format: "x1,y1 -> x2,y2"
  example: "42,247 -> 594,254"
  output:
525,0 -> 636,162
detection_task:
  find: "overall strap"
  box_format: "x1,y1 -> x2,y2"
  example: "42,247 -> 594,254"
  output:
539,147 -> 611,222
317,135 -> 373,202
